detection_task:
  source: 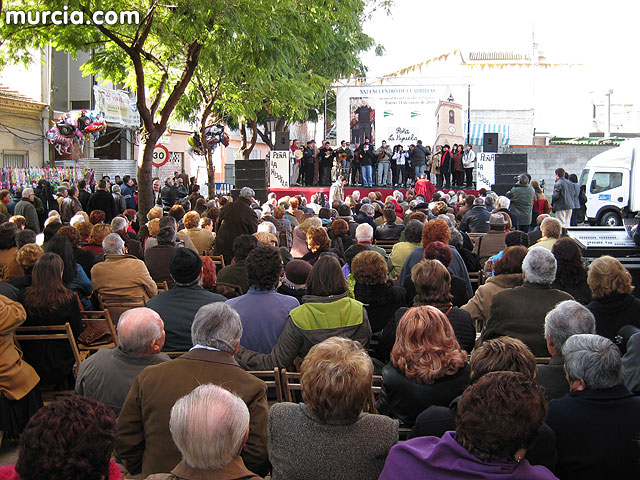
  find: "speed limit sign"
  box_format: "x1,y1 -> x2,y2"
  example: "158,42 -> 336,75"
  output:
152,144 -> 169,167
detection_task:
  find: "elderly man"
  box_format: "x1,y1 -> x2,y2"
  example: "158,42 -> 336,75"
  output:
215,187 -> 259,265
145,226 -> 179,288
354,203 -> 378,232
547,334 -> 640,479
116,302 -> 269,478
13,188 -> 40,233
507,174 -> 535,232
226,246 -> 299,354
147,384 -> 260,480
111,215 -> 143,259
145,215 -> 197,253
91,233 -> 157,302
146,248 -> 226,351
355,223 -> 388,262
482,247 -> 573,356
536,300 -> 596,400
75,307 -> 170,415
530,216 -> 562,250
459,196 -> 491,234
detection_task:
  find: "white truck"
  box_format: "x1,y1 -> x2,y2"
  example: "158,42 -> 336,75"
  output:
580,139 -> 640,226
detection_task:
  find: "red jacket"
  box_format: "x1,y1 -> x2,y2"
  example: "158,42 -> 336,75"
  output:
414,179 -> 436,202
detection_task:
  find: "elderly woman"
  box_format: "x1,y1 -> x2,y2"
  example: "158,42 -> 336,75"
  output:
0,293 -> 42,439
179,211 -> 214,255
0,222 -> 24,281
375,305 -> 469,426
531,216 -> 562,250
0,396 -> 123,479
378,259 -> 475,362
380,372 -> 556,479
302,226 -> 334,265
88,209 -> 106,225
329,218 -> 354,255
268,337 -> 399,480
587,255 -> 640,342
462,245 -> 527,330
8,244 -> 44,292
389,219 -> 424,279
236,254 -> 371,370
352,250 -> 406,333
74,221 -> 94,242
82,223 -> 112,256
551,237 -> 591,304
291,216 -> 322,259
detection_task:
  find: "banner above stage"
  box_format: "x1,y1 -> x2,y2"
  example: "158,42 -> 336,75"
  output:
336,85 -> 445,148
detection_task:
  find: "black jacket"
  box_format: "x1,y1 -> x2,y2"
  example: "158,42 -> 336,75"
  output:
459,206 -> 491,233
354,281 -> 406,332
78,189 -> 91,212
87,189 -> 118,223
587,293 -> 640,342
536,354 -> 569,401
160,185 -> 178,212
375,222 -> 404,241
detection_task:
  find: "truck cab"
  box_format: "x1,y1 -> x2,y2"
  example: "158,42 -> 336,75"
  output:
580,141 -> 640,226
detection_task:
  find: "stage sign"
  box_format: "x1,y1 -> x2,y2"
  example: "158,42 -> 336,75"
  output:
477,152 -> 495,190
270,150 -> 290,188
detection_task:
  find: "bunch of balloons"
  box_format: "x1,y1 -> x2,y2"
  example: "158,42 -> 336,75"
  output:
187,124 -> 230,156
46,110 -> 107,155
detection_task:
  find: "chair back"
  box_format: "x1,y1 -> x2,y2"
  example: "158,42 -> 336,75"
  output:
78,310 -> 119,352
15,322 -> 82,376
374,239 -> 398,255
98,293 -> 146,324
280,368 -> 302,403
156,281 -> 169,292
249,368 -> 283,403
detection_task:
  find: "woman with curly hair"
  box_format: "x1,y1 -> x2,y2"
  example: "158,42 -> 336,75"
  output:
179,211 -> 214,255
8,244 -> 44,292
329,218 -> 354,255
291,216 -> 322,259
375,305 -> 469,426
302,226 -> 335,265
82,223 -> 112,256
352,250 -> 406,332
0,395 -> 123,479
551,237 -> 591,304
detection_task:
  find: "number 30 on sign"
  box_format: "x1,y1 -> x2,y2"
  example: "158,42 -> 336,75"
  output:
152,144 -> 170,167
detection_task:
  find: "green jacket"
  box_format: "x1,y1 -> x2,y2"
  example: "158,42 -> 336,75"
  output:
506,184 -> 535,226
236,292 -> 371,370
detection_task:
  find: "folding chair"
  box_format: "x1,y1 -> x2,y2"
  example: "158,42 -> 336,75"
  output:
156,281 -> 169,292
77,310 -> 119,354
249,368 -> 283,403
280,368 -> 303,403
15,322 -> 83,377
374,239 -> 398,256
98,293 -> 146,324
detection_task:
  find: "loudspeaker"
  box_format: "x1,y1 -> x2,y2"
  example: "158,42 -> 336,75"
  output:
483,133 -> 499,153
490,183 -> 514,196
274,131 -> 290,151
234,159 -> 267,190
494,154 -> 528,185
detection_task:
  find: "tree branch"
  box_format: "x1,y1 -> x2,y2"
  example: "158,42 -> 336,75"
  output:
149,71 -> 168,118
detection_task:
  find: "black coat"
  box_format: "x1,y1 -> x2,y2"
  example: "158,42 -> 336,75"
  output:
587,293 -> 640,342
535,355 -> 569,401
160,185 -> 178,212
78,189 -> 91,212
552,278 -> 592,305
354,282 -> 406,332
375,362 -> 470,426
459,206 -> 491,233
374,223 -> 404,241
547,385 -> 640,479
214,197 -> 259,265
87,189 -> 118,223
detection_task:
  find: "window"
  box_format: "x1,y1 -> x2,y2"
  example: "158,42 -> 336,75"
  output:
2,150 -> 28,168
590,171 -> 623,194
449,110 -> 455,124
579,169 -> 589,187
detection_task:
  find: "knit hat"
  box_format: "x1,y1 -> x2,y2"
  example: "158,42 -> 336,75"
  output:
284,259 -> 312,287
170,248 -> 202,284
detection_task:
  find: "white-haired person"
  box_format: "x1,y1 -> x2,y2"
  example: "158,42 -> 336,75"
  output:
481,247 -> 573,357
268,337 -> 398,480
145,384 -> 260,480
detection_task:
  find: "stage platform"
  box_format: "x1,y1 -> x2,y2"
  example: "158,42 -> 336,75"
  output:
268,186 -> 479,199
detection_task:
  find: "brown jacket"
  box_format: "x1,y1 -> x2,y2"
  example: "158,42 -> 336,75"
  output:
0,247 -> 24,282
215,198 -> 258,265
474,230 -> 507,265
91,254 -> 157,302
0,294 -> 39,400
461,273 -> 523,328
145,458 -> 262,480
116,349 -> 269,478
180,227 -> 214,255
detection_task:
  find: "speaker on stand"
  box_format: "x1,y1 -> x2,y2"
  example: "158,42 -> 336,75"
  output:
483,133 -> 499,153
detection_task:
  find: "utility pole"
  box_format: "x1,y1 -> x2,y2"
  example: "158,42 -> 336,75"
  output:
606,89 -> 613,137
467,84 -> 471,145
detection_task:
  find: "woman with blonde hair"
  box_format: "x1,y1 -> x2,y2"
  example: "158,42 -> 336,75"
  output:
268,337 -> 398,480
587,255 -> 640,342
302,226 -> 333,265
291,216 -> 322,259
375,305 -> 469,425
179,211 -> 214,254
82,223 -> 112,256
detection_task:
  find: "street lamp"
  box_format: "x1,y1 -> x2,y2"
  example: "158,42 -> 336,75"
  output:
264,114 -> 277,136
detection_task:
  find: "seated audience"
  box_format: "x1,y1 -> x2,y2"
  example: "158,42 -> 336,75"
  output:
56,225 -> 97,278
474,213 -> 507,265
329,218 -> 354,256
82,223 -> 112,256
8,244 -> 43,292
0,396 -> 123,480
0,293 -> 41,439
530,216 -> 562,250
547,334 -> 640,479
389,219 -> 423,279
44,235 -> 93,310
551,237 -> 591,304
380,372 -> 556,479
75,307 -> 170,416
145,216 -> 197,253
0,222 -> 24,281
146,248 -> 226,352
272,205 -> 292,248
227,246 -> 299,354
462,245 -> 527,330
179,211 -> 214,254
302,226 -> 334,265
144,226 -> 179,288
458,196 -> 491,233
217,234 -> 260,294
375,209 -> 404,241
586,255 -> 640,342
14,229 -> 36,250
112,215 -> 143,260
116,303 -> 269,478
268,337 -> 398,480
146,384 -> 260,480
91,233 -> 157,302
290,217 -> 321,259
623,331 -> 640,394
236,253 -> 371,370
528,212 -> 550,244
276,259 -> 312,302
352,250 -> 406,332
482,247 -> 573,356
375,305 -> 469,426
354,223 -> 388,261
483,230 -> 529,277
538,300 -> 596,401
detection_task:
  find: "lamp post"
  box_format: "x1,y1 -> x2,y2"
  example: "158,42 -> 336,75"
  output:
605,90 -> 613,138
264,114 -> 277,148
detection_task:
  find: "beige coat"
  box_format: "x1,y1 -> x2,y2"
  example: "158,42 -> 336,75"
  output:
0,247 -> 24,281
0,295 -> 39,400
461,273 -> 523,328
180,227 -> 214,255
91,254 -> 158,302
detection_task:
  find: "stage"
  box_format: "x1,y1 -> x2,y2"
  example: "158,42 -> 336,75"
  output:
268,186 -> 479,200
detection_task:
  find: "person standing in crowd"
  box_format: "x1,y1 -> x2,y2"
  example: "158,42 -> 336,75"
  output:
88,179 -> 118,223
335,140 -> 353,183
376,140 -> 393,187
439,144 -> 452,189
111,185 -> 126,214
77,179 -> 91,211
427,145 -> 441,186
60,186 -> 82,223
215,187 -> 259,265
507,174 -> 535,232
13,188 -> 40,234
318,140 -> 335,186
462,143 -> 476,188
452,144 -> 465,187
302,141 -> 315,187
152,178 -> 162,206
329,176 -> 346,207
552,167 -> 575,227
290,139 -> 303,186
159,177 -> 178,213
357,139 -> 375,188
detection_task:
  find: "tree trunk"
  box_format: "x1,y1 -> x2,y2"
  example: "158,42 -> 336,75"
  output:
241,119 -> 258,160
205,149 -> 216,199
137,130 -> 161,222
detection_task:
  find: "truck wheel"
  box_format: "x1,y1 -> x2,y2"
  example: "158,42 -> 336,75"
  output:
600,211 -> 622,226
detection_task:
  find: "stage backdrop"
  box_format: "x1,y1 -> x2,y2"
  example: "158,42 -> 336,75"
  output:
336,85 -> 445,148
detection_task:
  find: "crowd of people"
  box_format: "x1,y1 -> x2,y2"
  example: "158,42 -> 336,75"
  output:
1,170 -> 640,480
288,138 -> 477,190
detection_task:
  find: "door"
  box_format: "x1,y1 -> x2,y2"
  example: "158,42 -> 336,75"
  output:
584,168 -> 628,220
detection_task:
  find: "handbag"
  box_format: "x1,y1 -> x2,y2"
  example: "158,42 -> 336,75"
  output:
77,322 -> 112,346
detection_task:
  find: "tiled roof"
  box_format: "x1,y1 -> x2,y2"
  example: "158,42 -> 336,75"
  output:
0,84 -> 46,108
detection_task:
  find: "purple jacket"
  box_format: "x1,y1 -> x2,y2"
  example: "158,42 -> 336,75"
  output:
379,432 -> 558,480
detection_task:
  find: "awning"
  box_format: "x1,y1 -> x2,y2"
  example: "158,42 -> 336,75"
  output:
464,123 -> 510,146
